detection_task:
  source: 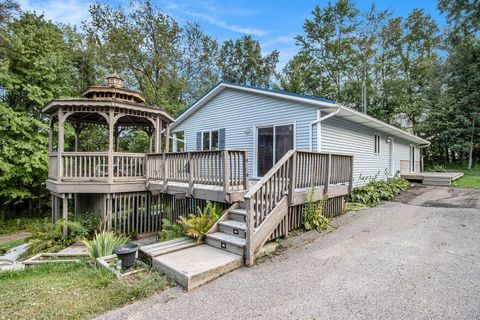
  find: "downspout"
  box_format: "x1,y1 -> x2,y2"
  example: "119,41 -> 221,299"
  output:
309,107 -> 341,151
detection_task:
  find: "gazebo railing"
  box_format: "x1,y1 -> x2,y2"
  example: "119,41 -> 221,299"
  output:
48,152 -> 146,181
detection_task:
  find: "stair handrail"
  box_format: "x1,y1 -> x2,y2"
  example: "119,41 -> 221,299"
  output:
244,149 -> 295,266
244,149 -> 295,199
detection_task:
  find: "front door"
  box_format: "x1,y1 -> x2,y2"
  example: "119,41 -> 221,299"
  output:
256,124 -> 294,177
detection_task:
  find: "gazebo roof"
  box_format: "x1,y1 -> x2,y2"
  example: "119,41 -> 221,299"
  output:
42,75 -> 174,124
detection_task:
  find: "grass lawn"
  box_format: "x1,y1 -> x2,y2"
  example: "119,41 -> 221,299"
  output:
451,167 -> 480,189
0,261 -> 171,319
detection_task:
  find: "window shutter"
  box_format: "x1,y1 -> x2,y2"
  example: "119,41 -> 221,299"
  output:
196,132 -> 202,151
219,128 -> 226,150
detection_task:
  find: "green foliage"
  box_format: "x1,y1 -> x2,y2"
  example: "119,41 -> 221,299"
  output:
218,34 -> 279,88
83,231 -> 128,259
159,218 -> 184,242
303,186 -> 330,232
0,216 -> 43,236
347,178 -> 411,207
178,201 -> 222,243
27,219 -> 87,256
0,238 -> 27,254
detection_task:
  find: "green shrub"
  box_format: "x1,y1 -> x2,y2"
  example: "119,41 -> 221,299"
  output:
179,201 -> 222,243
159,219 -> 184,241
83,232 -> 129,259
347,178 -> 411,207
26,219 -> 87,256
303,186 -> 330,232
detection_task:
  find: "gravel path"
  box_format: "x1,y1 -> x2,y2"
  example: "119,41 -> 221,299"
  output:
98,186 -> 480,320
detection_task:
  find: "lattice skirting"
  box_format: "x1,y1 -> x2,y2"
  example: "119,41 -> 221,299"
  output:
268,195 -> 346,240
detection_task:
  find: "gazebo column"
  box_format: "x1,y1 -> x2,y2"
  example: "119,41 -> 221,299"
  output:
155,117 -> 162,153
48,116 -> 54,153
165,123 -> 170,153
57,107 -> 64,182
172,132 -> 178,152
108,109 -> 115,183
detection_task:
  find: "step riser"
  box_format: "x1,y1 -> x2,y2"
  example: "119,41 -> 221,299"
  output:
238,201 -> 246,209
206,238 -> 244,256
219,225 -> 247,238
230,212 -> 247,222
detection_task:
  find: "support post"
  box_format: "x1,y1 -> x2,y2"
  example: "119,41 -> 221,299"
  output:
325,154 -> 331,193
165,123 -> 170,153
57,107 -> 64,182
188,152 -> 194,196
243,150 -> 249,190
62,196 -> 68,236
288,152 -> 297,205
108,109 -> 114,183
48,115 -> 54,153
155,117 -> 161,153
223,150 -> 229,201
245,197 -> 255,266
172,132 -> 178,152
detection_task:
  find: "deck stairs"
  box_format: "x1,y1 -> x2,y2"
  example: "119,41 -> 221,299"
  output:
205,201 -> 247,256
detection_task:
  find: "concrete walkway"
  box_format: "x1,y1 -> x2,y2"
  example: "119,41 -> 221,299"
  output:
98,186 -> 480,320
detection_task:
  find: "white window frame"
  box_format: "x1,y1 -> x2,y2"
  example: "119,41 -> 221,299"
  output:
201,129 -> 219,151
253,121 -> 296,179
374,133 -> 381,155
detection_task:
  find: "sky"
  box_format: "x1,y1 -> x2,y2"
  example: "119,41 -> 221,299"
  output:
18,0 -> 446,70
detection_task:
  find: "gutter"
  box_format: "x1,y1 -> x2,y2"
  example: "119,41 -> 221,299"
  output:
309,107 -> 341,151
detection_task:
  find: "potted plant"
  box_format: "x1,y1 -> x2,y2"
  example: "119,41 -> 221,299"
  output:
113,243 -> 139,269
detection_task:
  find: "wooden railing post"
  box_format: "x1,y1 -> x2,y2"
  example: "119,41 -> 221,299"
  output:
245,197 -> 255,266
188,152 -> 194,196
288,151 -> 297,205
348,156 -> 354,192
162,153 -> 168,192
222,150 -> 229,201
325,154 -> 331,193
243,151 -> 249,190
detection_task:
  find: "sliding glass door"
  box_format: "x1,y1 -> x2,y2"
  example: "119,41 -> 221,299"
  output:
256,124 -> 294,177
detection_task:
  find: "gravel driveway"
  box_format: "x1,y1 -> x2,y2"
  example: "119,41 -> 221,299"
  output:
98,186 -> 480,320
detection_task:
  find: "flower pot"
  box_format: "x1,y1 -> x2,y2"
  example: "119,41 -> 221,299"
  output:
113,244 -> 139,269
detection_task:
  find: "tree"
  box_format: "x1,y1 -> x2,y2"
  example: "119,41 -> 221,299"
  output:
438,0 -> 480,35
0,102 -> 48,213
85,1 -> 218,115
0,12 -> 74,114
218,34 -> 279,87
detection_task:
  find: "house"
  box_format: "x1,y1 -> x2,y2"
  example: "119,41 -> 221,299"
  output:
170,82 -> 430,186
43,77 -> 409,267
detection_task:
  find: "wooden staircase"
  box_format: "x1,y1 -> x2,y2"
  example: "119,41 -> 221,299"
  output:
205,202 -> 247,256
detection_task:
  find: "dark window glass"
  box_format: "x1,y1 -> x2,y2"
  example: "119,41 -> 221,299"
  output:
257,127 -> 274,176
275,124 -> 294,162
211,130 -> 219,150
202,132 -> 210,150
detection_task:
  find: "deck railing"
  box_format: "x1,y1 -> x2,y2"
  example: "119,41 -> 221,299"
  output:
244,150 -> 353,265
48,152 -> 146,181
146,149 -> 248,191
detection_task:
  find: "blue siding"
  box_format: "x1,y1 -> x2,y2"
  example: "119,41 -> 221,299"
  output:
173,87 -> 420,184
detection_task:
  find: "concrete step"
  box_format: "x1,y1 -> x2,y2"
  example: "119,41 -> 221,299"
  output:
229,208 -> 247,222
139,237 -> 197,264
206,232 -> 246,256
152,244 -> 243,291
219,220 -> 247,238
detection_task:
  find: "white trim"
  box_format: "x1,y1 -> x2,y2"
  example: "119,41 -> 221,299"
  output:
409,144 -> 416,173
253,122 -> 296,179
389,137 -> 395,177
200,129 -> 220,151
171,82 -> 429,145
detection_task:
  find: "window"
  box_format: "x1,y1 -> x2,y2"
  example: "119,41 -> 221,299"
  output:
256,124 -> 294,177
374,134 -> 381,154
202,130 -> 219,151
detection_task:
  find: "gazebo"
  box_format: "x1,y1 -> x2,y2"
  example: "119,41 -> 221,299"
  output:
43,75 -> 174,233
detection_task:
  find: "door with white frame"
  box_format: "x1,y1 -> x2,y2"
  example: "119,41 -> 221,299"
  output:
255,124 -> 294,177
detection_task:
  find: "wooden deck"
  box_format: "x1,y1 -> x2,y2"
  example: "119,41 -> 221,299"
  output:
402,172 -> 464,186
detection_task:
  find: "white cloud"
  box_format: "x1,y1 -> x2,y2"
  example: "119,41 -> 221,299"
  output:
185,11 -> 267,36
262,35 -> 296,48
18,0 -> 91,26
